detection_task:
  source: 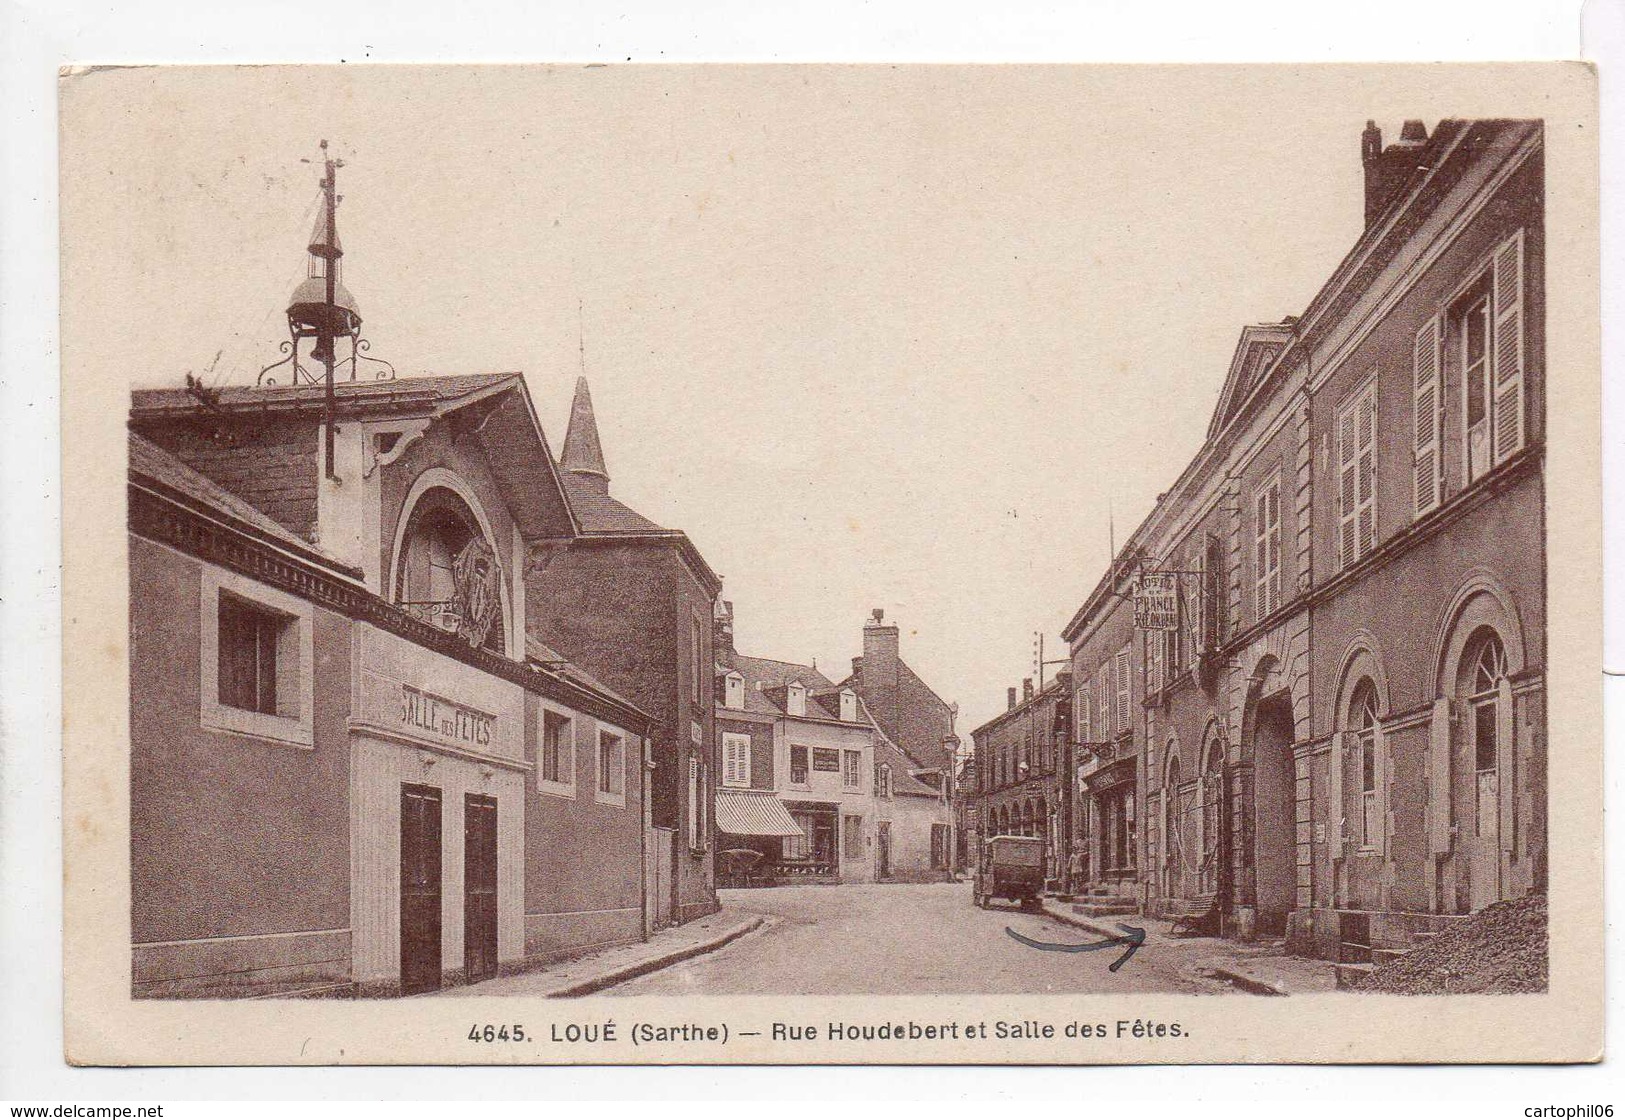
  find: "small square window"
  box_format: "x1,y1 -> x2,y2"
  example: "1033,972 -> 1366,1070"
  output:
217,593 -> 290,716
596,729 -> 626,806
199,568 -> 313,748
537,707 -> 575,796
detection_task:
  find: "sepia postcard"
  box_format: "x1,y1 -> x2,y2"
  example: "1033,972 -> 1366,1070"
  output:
59,62 -> 1601,1065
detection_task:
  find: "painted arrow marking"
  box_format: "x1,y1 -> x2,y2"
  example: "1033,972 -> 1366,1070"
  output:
1004,923 -> 1147,972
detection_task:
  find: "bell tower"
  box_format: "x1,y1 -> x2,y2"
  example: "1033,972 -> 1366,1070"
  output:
257,141 -> 393,479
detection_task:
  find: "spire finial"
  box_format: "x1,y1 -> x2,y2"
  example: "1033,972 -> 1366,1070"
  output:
560,369 -> 609,493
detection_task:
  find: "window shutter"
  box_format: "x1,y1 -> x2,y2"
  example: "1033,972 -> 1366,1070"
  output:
688,755 -> 700,847
1337,406 -> 1358,569
1328,730 -> 1346,851
1413,314 -> 1443,515
1427,698 -> 1452,855
1496,676 -> 1515,858
1097,664 -> 1111,735
1271,488 -> 1283,610
1114,648 -> 1132,731
1078,685 -> 1092,742
1492,229 -> 1526,464
1204,533 -> 1222,644
1189,548 -> 1206,653
1357,392 -> 1376,556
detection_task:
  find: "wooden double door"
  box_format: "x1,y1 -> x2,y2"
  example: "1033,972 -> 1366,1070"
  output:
398,785 -> 499,996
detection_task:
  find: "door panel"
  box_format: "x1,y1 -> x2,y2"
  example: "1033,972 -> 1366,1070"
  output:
1470,700 -> 1500,911
400,784 -> 443,995
463,794 -> 498,985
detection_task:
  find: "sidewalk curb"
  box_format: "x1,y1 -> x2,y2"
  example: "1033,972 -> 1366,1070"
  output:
545,915 -> 766,998
1201,966 -> 1288,997
1038,901 -> 1132,942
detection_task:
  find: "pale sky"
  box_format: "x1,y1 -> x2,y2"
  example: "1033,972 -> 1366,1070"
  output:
67,65 -> 1478,739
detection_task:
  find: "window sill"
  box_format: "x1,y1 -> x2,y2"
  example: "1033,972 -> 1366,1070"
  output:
721,780 -> 752,791
594,790 -> 627,809
536,780 -> 577,800
201,703 -> 313,749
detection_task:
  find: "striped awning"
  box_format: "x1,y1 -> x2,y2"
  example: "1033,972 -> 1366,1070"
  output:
715,790 -> 806,838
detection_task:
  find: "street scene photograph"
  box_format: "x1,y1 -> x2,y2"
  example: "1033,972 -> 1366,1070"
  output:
63,63 -> 1575,1030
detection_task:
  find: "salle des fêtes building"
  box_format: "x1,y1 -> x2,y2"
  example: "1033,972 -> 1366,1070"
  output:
126,173 -> 721,997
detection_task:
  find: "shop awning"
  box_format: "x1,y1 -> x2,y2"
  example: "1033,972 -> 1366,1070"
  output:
716,790 -> 806,838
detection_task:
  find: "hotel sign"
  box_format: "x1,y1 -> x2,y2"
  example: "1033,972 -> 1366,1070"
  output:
1134,572 -> 1180,631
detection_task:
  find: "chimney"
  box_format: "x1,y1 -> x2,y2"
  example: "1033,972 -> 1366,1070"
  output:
1361,119 -> 1431,228
1022,677 -> 1034,703
1007,687 -> 1018,711
713,599 -> 734,654
862,610 -> 901,688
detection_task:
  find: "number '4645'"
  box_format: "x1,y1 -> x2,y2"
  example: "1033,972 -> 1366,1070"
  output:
468,1024 -> 525,1042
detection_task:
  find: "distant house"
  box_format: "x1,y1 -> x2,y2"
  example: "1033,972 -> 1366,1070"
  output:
712,601 -> 876,885
839,610 -> 958,880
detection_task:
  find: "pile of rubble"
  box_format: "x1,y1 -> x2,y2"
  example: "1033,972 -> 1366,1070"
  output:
1354,893 -> 1547,995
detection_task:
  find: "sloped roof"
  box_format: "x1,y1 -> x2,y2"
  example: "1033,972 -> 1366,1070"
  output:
872,725 -> 944,799
560,474 -> 669,534
128,433 -> 358,577
523,634 -> 647,720
130,372 -> 521,418
722,653 -> 848,720
132,371 -> 580,543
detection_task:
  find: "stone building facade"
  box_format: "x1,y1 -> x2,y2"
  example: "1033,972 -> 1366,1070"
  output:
967,674 -> 1074,885
1061,118 -> 1546,960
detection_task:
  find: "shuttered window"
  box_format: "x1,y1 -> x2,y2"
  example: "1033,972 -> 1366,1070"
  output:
1413,314 -> 1443,516
1254,479 -> 1281,618
1185,545 -> 1205,656
1076,684 -> 1092,742
1096,663 -> 1112,736
1337,380 -> 1377,569
1491,229 -> 1526,465
721,732 -> 751,788
1113,647 -> 1132,732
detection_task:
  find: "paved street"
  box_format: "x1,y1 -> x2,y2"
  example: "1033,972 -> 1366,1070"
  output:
604,881 -> 1214,996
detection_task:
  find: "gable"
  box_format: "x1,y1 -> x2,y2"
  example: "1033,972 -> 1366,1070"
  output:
1206,323 -> 1294,440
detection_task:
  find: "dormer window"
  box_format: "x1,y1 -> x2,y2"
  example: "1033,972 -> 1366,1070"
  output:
787,681 -> 806,717
723,672 -> 745,711
839,688 -> 857,722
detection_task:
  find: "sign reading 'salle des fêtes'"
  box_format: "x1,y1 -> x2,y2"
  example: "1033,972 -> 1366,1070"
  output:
399,682 -> 494,749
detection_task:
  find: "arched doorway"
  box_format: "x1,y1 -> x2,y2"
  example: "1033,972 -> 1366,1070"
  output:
1458,627 -> 1508,911
1199,733 -> 1227,896
1163,755 -> 1187,898
1251,694 -> 1296,936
